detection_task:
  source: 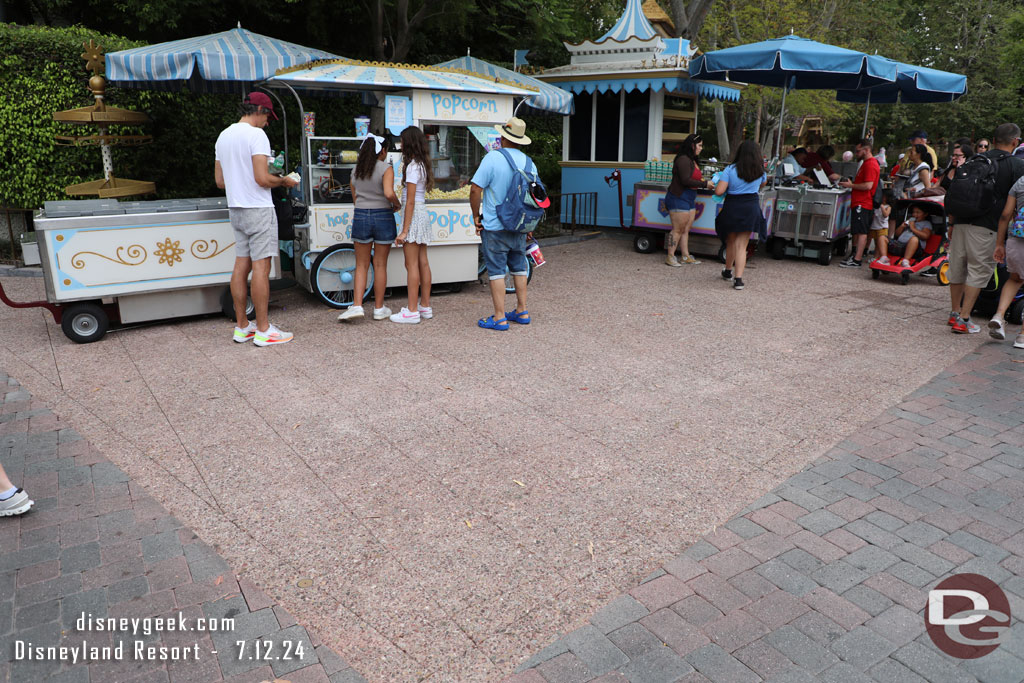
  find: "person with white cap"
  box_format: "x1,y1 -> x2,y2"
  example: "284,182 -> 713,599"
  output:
470,117 -> 538,330
215,91 -> 298,346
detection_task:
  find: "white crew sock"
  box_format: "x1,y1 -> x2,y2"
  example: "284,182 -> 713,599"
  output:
0,486 -> 17,500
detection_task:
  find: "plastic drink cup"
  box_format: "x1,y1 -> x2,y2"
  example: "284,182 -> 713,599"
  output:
526,241 -> 546,267
354,116 -> 370,137
303,112 -> 315,136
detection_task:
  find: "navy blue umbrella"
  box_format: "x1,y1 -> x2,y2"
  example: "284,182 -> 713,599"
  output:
690,35 -> 898,157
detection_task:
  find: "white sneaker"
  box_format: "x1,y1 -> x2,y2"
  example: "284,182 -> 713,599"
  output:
1015,333 -> 1024,349
373,306 -> 392,320
418,306 -> 433,320
988,317 -> 1006,340
253,323 -> 294,346
874,256 -> 891,266
389,307 -> 420,324
900,258 -> 911,267
233,322 -> 256,343
338,306 -> 364,321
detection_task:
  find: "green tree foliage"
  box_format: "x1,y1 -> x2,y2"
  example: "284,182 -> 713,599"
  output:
0,23 -> 365,209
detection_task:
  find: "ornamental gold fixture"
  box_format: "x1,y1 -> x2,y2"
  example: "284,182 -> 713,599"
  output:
53,40 -> 156,198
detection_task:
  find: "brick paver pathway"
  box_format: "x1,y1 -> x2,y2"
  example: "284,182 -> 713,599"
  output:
0,371 -> 365,683
508,341 -> 1024,683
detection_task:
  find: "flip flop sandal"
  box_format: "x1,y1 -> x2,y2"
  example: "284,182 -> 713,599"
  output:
478,316 -> 509,330
505,310 -> 531,324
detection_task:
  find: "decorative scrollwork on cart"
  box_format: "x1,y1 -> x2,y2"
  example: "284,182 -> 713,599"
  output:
190,239 -> 234,260
154,238 -> 185,267
70,244 -> 147,269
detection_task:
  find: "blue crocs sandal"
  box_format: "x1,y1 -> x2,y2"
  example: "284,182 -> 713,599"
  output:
478,315 -> 509,331
505,310 -> 531,324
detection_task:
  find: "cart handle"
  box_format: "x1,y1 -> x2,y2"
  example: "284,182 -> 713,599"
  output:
0,280 -> 63,323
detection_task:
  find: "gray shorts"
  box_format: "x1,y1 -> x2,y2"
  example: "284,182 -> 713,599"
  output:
229,207 -> 278,260
1006,237 -> 1024,278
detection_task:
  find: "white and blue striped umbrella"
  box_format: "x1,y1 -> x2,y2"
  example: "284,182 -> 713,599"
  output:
270,60 -> 534,97
433,56 -> 573,115
105,28 -> 339,92
599,0 -> 658,42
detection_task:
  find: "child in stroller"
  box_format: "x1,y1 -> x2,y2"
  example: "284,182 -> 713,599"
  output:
869,196 -> 949,285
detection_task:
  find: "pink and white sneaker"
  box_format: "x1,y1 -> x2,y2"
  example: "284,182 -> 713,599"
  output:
418,305 -> 433,320
389,307 -> 420,324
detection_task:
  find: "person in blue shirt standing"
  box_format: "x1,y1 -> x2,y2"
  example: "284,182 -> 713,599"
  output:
470,117 -> 536,330
714,140 -> 768,290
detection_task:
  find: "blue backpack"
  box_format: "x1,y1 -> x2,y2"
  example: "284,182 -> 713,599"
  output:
496,149 -> 548,233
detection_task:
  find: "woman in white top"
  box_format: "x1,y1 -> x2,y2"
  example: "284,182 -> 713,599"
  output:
390,126 -> 435,324
903,144 -> 932,198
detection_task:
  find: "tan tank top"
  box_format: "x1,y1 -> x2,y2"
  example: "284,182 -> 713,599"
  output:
351,160 -> 391,209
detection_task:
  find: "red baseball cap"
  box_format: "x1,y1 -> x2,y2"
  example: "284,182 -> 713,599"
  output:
245,92 -> 278,120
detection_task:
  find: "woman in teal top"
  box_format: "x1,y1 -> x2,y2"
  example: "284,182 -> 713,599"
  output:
714,140 -> 768,291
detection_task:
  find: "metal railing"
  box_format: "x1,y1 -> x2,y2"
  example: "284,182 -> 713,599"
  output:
554,191 -> 598,233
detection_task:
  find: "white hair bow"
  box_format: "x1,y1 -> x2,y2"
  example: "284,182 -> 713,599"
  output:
363,133 -> 385,154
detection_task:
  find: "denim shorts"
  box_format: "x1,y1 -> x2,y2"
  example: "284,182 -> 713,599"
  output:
664,190 -> 696,212
351,208 -> 397,244
481,230 -> 528,280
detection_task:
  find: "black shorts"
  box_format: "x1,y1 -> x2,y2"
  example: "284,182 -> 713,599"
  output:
850,206 -> 872,235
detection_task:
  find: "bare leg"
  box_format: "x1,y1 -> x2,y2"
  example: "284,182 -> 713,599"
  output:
876,236 -> 889,260
250,258 -> 272,332
733,232 -> 752,278
371,243 -> 391,309
418,245 -> 431,308
950,282 -> 964,315
0,462 -> 14,491
680,210 -> 696,258
489,278 -> 506,319
512,275 -> 527,313
994,273 -> 1024,320
230,256 -> 252,329
352,242 -> 372,308
959,284 -> 983,321
666,212 -> 684,260
404,244 -> 420,311
902,236 -> 920,262
724,232 -> 736,272
853,233 -> 868,261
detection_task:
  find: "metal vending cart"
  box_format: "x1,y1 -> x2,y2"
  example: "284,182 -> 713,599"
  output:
767,184 -> 851,265
266,60 -> 535,308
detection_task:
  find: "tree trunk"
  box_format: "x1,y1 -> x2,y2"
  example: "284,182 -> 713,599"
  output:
668,0 -> 716,40
714,101 -> 730,160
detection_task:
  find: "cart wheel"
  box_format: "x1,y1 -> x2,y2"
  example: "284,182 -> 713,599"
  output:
871,268 -> 881,280
61,302 -> 109,344
937,261 -> 950,286
817,246 -> 833,266
1007,297 -> 1024,325
633,233 -> 657,254
219,288 -> 256,320
503,260 -> 532,294
900,271 -> 911,285
770,237 -> 786,260
717,244 -> 726,263
311,245 -> 373,309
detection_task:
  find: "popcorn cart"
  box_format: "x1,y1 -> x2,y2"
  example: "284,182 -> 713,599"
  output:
266,60 -> 535,308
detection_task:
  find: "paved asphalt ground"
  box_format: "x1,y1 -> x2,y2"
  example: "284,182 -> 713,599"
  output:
1,236 -> 1022,681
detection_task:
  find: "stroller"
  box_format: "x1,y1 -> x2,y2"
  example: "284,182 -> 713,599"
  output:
869,195 -> 949,285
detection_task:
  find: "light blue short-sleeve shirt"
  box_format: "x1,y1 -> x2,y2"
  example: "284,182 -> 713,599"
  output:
472,148 -> 529,231
721,164 -> 766,195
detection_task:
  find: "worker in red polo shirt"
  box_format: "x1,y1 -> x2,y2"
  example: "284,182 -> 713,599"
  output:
838,138 -> 881,268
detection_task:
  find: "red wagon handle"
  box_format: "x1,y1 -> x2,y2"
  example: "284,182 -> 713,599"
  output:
0,280 -> 63,323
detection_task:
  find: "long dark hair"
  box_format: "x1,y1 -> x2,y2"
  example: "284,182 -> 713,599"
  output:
400,126 -> 434,192
354,136 -> 385,181
679,133 -> 702,162
733,140 -> 763,182
912,143 -> 932,169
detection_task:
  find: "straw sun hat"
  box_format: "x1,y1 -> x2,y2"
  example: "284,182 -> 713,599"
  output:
495,117 -> 531,146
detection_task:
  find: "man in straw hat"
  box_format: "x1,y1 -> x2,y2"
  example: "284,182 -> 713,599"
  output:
470,117 -> 541,330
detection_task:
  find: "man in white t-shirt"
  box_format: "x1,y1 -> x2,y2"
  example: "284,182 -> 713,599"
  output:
214,92 -> 298,346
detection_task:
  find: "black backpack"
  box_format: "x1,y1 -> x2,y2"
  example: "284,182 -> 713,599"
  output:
945,154 -> 998,219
